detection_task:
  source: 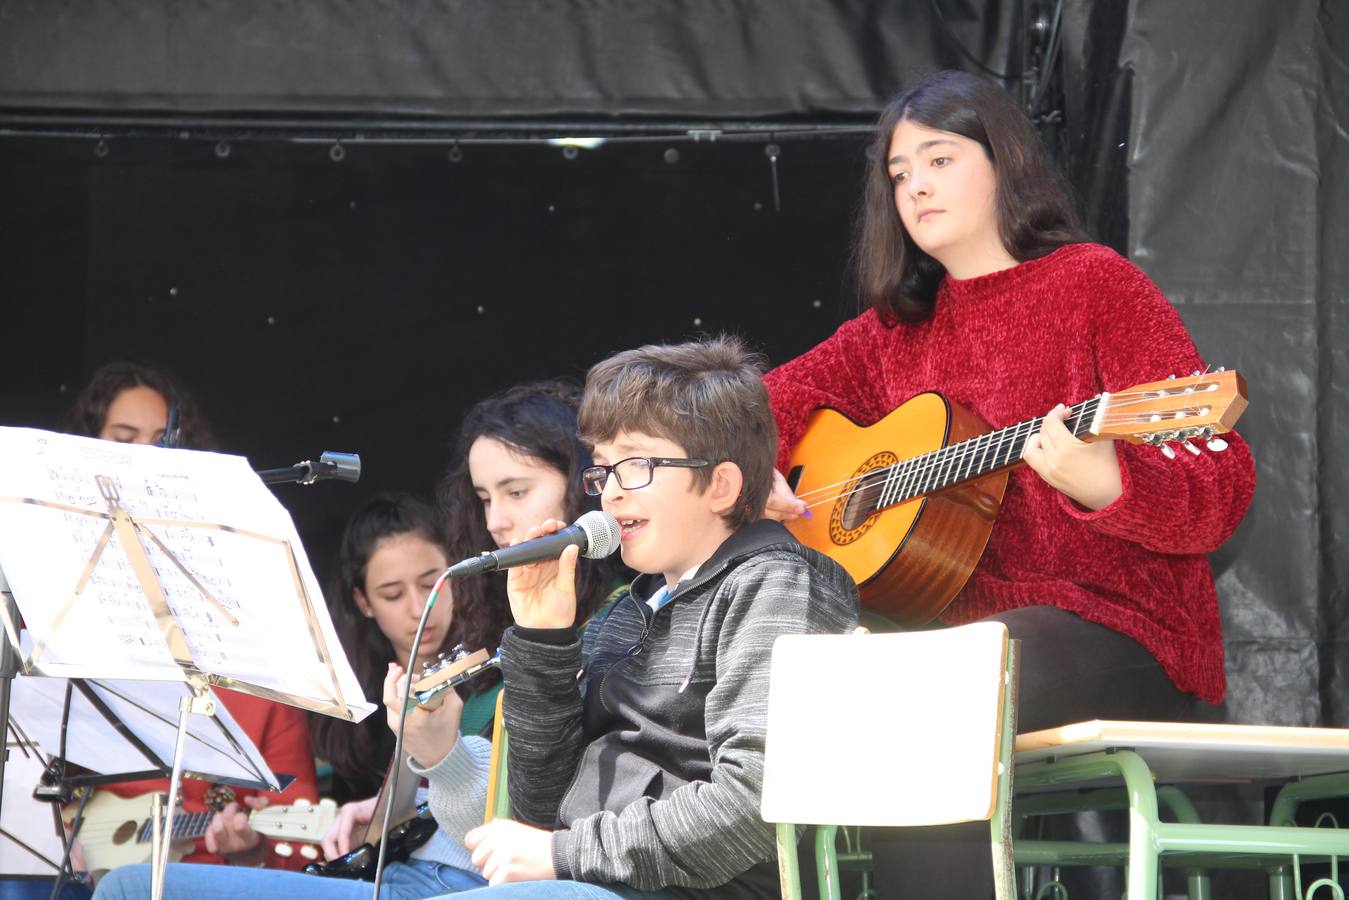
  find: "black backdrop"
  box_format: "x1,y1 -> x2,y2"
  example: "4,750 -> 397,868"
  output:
0,132 -> 869,604
1,0 -> 1345,745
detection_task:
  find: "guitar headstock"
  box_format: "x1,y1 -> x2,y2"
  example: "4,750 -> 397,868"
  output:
410,645 -> 497,711
414,646 -> 490,693
251,797 -> 337,859
1096,369 -> 1247,455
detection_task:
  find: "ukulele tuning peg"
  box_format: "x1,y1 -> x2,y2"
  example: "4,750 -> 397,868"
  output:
1182,440 -> 1203,456
300,845 -> 319,860
1191,370 -> 1201,377
274,842 -> 294,857
1167,374 -> 1177,380
1217,366 -> 1226,373
1206,436 -> 1229,452
1159,443 -> 1177,460
294,798 -> 312,807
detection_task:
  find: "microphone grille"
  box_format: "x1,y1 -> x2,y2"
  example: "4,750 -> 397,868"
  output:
577,510 -> 621,560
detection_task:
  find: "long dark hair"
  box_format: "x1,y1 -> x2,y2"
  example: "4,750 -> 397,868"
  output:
310,492 -> 450,801
855,70 -> 1089,323
68,359 -> 217,449
437,380 -> 618,656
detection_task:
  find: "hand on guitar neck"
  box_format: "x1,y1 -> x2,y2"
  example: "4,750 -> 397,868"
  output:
384,660 -> 465,768
1020,403 -> 1122,511
203,796 -> 272,866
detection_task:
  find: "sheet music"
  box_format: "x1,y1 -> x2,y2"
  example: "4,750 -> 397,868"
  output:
8,648 -> 279,790
0,427 -> 374,721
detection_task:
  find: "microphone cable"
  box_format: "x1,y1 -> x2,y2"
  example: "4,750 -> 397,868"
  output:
372,565 -> 453,900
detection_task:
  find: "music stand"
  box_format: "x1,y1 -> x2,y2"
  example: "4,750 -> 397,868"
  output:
0,427 -> 375,900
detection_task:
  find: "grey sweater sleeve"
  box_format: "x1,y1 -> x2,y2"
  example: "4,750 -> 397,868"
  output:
498,625 -> 589,829
407,734 -> 492,847
557,555 -> 858,890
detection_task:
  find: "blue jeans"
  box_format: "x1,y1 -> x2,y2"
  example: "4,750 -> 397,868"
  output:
0,877 -> 94,900
436,885 -> 672,899
90,858 -> 487,900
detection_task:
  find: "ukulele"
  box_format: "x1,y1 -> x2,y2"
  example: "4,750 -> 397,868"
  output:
784,370 -> 1248,626
68,790 -> 336,874
302,645 -> 500,880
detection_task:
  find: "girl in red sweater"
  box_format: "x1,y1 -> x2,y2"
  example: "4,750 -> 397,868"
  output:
762,70 -> 1255,897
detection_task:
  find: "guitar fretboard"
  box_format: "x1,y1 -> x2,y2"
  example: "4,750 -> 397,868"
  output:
135,810 -> 214,845
864,397 -> 1101,513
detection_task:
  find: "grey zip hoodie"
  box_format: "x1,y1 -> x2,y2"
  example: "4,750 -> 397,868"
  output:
500,519 -> 860,897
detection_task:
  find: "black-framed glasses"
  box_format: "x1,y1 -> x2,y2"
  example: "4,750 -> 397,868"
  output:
581,457 -> 713,496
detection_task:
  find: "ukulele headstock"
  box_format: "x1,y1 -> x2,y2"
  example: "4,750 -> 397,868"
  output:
1096,369 -> 1247,454
252,797 -> 337,859
409,645 -> 497,711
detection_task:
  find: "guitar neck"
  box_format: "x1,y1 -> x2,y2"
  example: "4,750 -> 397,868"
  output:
135,809 -> 215,845
874,396 -> 1101,511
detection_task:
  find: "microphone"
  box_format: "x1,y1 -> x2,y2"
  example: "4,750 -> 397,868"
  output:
158,403 -> 181,449
255,451 -> 362,486
448,510 -> 621,578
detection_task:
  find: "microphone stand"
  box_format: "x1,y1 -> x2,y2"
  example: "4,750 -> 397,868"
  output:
0,591 -> 20,826
255,451 -> 361,486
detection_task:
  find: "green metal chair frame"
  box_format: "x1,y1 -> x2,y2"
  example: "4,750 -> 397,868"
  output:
1013,750 -> 1349,900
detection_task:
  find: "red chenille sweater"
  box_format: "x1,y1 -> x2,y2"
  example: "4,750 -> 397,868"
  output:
763,243 -> 1255,702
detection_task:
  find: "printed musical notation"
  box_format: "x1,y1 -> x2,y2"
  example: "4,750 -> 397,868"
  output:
0,427 -> 375,722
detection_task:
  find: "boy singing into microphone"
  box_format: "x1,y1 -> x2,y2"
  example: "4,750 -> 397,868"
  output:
458,336 -> 860,898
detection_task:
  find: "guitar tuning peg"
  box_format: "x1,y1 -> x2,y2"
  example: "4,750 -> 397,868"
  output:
1182,440 -> 1202,456
1159,444 -> 1177,460
300,845 -> 319,860
1206,436 -> 1229,452
1191,370 -> 1201,377
274,842 -> 294,857
1167,374 -> 1177,380
1217,366 -> 1226,373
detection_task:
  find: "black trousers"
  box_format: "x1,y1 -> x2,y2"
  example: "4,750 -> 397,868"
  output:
868,605 -> 1205,900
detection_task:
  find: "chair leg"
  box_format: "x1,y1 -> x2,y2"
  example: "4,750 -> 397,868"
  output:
814,824 -> 842,900
777,822 -> 804,900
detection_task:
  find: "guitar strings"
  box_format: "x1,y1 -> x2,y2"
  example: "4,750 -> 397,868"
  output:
789,389 -> 1217,503
72,808 -> 310,844
792,399 -> 1215,513
71,811 -> 215,843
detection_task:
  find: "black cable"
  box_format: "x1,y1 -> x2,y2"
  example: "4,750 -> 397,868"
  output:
929,0 -> 1019,82
1029,0 -> 1066,117
371,567 -> 454,900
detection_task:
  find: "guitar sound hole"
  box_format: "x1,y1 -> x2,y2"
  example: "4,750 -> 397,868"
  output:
113,820 -> 137,846
841,470 -> 887,530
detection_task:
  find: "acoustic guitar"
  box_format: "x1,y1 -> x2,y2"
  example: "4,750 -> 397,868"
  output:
784,370 -> 1248,626
68,791 -> 336,874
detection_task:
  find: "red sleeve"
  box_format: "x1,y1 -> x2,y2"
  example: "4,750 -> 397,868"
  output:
1060,251 -> 1256,554
763,310 -> 894,473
